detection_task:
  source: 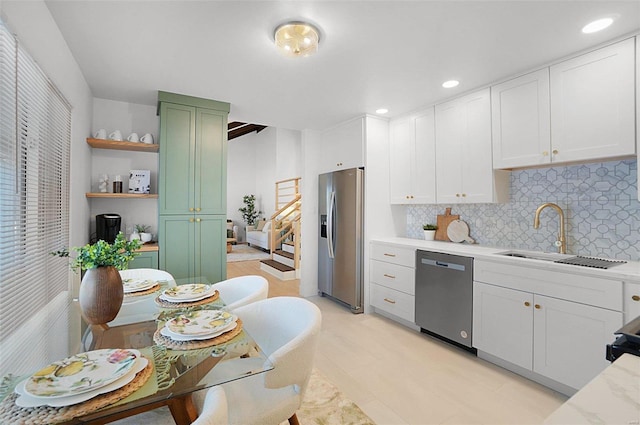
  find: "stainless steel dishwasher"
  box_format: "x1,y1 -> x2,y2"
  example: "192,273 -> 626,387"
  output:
415,250 -> 475,352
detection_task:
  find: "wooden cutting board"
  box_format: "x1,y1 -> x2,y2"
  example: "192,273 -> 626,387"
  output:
435,208 -> 459,241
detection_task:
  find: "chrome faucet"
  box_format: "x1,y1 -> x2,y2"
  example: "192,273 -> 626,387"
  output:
533,203 -> 567,254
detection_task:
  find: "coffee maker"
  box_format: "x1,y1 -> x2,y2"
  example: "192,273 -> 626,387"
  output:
96,213 -> 121,243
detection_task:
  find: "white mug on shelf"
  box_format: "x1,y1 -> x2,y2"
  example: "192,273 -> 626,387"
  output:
108,130 -> 123,141
140,133 -> 154,144
127,132 -> 139,142
94,129 -> 107,139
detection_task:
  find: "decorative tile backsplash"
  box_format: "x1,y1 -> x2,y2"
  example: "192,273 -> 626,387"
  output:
406,159 -> 640,261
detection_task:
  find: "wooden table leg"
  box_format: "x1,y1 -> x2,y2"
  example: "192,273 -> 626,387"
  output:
167,394 -> 199,425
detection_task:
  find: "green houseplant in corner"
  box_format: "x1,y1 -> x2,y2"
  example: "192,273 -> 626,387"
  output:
52,232 -> 141,325
239,194 -> 262,227
423,224 -> 438,241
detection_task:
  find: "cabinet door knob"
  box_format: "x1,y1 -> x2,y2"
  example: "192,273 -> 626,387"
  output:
534,304 -> 541,309
632,295 -> 640,302
196,218 -> 201,223
542,151 -> 549,156
462,193 -> 466,197
383,274 -> 396,279
189,208 -> 194,212
195,207 -> 201,212
383,298 -> 396,304
524,301 -> 531,307
410,195 -> 414,199
189,218 -> 195,223
406,195 -> 410,199
552,149 -> 558,155
456,193 -> 460,197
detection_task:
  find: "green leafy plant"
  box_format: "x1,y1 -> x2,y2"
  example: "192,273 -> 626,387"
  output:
51,232 -> 141,271
239,194 -> 262,226
135,224 -> 150,233
423,224 -> 438,231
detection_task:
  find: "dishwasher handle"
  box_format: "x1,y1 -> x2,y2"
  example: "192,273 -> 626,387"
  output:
420,258 -> 466,272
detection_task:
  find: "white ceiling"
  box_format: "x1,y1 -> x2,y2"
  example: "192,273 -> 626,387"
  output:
44,0 -> 640,131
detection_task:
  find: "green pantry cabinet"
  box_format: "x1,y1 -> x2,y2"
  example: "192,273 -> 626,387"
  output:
157,92 -> 230,284
128,251 -> 159,269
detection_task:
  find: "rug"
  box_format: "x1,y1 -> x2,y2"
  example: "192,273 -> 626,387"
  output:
226,243 -> 270,263
109,369 -> 374,424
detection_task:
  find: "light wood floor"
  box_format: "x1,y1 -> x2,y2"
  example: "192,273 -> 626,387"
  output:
226,259 -> 568,424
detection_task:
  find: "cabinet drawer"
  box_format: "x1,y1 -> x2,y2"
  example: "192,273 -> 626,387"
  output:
624,282 -> 640,324
370,243 -> 415,267
370,260 -> 415,295
370,283 -> 415,322
475,260 -> 622,311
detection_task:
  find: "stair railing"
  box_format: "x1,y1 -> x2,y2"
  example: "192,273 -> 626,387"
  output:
269,177 -> 301,269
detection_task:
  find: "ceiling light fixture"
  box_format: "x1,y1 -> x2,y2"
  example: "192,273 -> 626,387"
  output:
582,17 -> 614,34
376,108 -> 389,114
442,80 -> 459,88
274,21 -> 320,57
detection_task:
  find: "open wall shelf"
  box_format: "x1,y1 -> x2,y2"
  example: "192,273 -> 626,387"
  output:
86,138 -> 159,153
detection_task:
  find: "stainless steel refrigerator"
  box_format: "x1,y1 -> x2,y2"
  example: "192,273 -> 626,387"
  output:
318,167 -> 364,313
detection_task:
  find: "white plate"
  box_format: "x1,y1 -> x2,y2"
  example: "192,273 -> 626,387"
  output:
23,349 -> 140,398
161,284 -> 215,302
15,357 -> 148,407
160,321 -> 237,341
166,310 -> 236,336
122,278 -> 157,293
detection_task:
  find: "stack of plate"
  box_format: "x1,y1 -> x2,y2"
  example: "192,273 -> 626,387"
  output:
123,278 -> 158,295
158,283 -> 217,305
160,310 -> 238,342
14,349 -> 147,408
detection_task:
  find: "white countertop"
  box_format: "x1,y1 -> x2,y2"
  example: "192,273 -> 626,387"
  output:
543,354 -> 640,425
371,237 -> 640,282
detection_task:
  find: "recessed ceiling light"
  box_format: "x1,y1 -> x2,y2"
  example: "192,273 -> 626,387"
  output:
582,18 -> 614,34
376,108 -> 389,114
442,80 -> 459,89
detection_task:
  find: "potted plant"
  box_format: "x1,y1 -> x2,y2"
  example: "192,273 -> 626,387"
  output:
52,232 -> 141,325
134,224 -> 152,243
239,194 -> 262,229
423,224 -> 438,241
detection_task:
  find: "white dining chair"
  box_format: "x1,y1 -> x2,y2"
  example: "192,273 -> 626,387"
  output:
110,268 -> 177,327
192,296 -> 322,425
212,275 -> 269,311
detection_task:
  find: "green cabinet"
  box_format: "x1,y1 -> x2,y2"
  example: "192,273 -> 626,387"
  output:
128,251 -> 159,269
158,92 -> 230,284
159,215 -> 226,284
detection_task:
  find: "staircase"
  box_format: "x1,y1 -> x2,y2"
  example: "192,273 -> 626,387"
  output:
260,177 -> 301,280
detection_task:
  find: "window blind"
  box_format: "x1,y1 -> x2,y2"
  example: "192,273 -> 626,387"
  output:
0,21 -> 71,375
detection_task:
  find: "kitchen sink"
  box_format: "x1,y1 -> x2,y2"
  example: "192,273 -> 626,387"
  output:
497,250 -> 627,269
497,250 -> 571,262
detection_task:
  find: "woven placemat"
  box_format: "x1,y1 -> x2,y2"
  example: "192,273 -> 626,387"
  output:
153,319 -> 243,350
154,290 -> 220,308
0,359 -> 154,425
124,284 -> 160,298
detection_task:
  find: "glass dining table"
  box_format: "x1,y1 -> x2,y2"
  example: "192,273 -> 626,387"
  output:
0,280 -> 272,425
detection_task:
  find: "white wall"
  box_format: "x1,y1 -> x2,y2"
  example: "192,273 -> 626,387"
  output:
90,98 -> 159,239
300,129 -> 321,297
1,0 -> 94,364
226,127 -> 302,241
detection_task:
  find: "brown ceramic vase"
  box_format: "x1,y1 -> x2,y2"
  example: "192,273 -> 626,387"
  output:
79,266 -> 123,325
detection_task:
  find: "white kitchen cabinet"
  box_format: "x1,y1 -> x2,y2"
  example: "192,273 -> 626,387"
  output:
435,88 -> 509,203
369,242 -> 416,323
389,108 -> 436,204
637,36 -> 640,201
473,282 -> 533,370
318,116 -> 364,174
624,282 -> 640,323
550,38 -> 635,163
491,68 -> 551,169
533,294 -> 622,390
474,259 -> 623,393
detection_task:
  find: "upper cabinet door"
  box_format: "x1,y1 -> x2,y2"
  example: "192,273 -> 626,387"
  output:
550,38 -> 635,163
492,68 -> 551,169
389,116 -> 414,204
435,99 -> 464,204
319,117 -> 364,174
195,108 -> 227,215
412,109 -> 437,204
159,102 -> 196,215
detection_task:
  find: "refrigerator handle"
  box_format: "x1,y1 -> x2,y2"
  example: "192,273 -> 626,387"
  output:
327,191 -> 336,259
